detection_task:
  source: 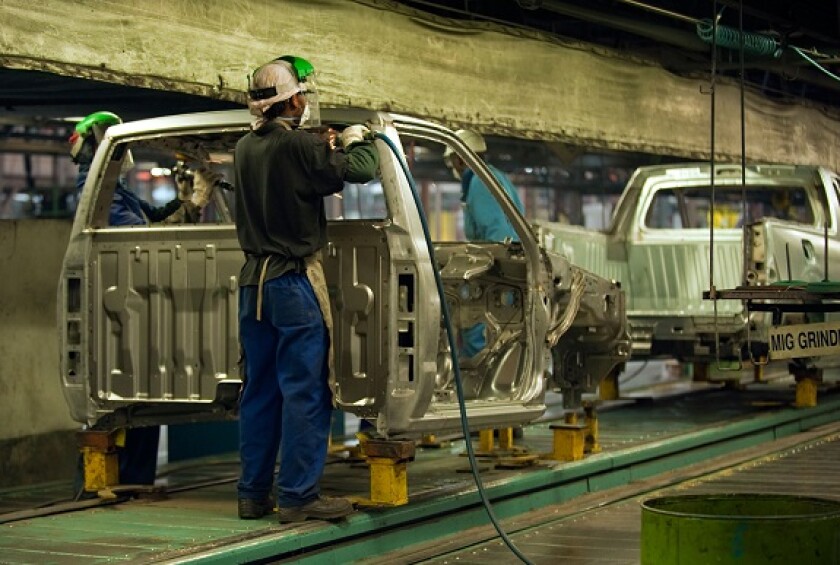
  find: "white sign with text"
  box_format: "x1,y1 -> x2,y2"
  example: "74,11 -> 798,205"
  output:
768,321 -> 840,360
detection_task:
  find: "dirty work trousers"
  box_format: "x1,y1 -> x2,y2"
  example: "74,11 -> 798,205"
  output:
119,427 -> 160,485
237,272 -> 332,507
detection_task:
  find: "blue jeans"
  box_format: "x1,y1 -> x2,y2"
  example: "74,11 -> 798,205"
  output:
237,273 -> 331,507
119,426 -> 160,485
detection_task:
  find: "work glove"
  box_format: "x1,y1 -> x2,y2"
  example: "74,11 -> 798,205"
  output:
191,168 -> 223,208
339,125 -> 370,150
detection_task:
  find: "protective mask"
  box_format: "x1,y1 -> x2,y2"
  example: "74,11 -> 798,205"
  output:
120,149 -> 136,176
444,155 -> 461,181
298,103 -> 311,129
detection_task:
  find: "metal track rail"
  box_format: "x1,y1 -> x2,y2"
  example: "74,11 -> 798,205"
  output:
2,387 -> 839,564
164,389 -> 840,564
375,423 -> 840,564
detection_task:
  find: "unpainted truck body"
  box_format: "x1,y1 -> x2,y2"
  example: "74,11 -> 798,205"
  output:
58,109 -> 629,436
537,162 -> 840,368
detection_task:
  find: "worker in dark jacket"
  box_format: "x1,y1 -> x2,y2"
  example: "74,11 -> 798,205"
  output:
234,55 -> 378,523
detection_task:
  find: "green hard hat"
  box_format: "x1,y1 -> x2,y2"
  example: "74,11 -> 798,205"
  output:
74,111 -> 122,137
276,55 -> 315,83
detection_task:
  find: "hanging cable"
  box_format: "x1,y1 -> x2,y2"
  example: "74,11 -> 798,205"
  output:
790,46 -> 840,82
739,0 -> 748,286
695,4 -> 840,85
708,1 -> 719,301
374,132 -> 534,565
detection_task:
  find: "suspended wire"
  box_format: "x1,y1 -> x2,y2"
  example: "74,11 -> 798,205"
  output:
614,0 -> 700,25
791,46 -> 840,82
739,1 -> 748,287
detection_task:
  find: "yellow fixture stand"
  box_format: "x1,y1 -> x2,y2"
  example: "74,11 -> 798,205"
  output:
77,429 -> 121,493
583,401 -> 601,454
793,367 -> 822,408
545,412 -> 586,461
358,439 -> 415,507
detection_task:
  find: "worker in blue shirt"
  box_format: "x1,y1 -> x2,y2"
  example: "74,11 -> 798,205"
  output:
444,129 -> 525,243
71,112 -> 214,228
69,111 -> 218,489
444,129 -> 525,358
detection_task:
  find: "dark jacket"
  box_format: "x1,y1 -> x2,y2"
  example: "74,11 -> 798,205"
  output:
233,123 -> 379,285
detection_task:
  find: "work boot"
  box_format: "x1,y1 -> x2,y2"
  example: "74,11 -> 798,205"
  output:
238,497 -> 275,519
277,495 -> 354,523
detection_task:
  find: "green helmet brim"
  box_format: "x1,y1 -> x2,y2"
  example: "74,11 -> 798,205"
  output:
277,55 -> 315,83
74,111 -> 122,137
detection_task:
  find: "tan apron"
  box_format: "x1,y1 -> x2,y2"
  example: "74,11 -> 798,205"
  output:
254,252 -> 336,405
303,253 -> 337,405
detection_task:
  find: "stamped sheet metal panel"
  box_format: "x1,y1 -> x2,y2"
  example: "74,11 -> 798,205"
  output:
538,224 -> 630,287
749,169 -> 840,286
89,227 -> 242,410
628,229 -> 743,316
323,221 -> 391,415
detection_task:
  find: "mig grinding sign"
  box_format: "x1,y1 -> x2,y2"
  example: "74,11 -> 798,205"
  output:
768,321 -> 840,360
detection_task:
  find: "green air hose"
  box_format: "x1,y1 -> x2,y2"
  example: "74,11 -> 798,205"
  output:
696,19 -> 783,58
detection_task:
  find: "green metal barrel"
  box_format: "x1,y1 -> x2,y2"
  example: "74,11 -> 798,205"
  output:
641,494 -> 840,564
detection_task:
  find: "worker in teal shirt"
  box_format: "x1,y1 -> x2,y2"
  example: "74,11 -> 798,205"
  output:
444,129 -> 525,358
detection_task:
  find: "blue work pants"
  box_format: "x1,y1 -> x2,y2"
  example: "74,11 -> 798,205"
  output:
119,427 -> 160,485
237,273 -> 332,507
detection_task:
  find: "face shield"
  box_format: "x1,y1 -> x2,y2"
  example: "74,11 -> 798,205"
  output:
443,146 -> 464,181
68,131 -> 88,162
121,149 -> 135,176
296,81 -> 320,129
279,55 -> 320,129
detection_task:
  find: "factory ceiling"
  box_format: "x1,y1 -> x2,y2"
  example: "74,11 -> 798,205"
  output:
396,0 -> 840,112
1,0 -> 837,153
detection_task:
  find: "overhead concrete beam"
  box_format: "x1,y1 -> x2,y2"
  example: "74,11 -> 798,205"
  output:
1,0 -> 839,170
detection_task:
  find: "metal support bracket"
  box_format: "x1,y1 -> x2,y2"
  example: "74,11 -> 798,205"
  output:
599,368 -> 620,400
355,439 -> 415,507
544,412 -> 586,462
793,367 -> 823,408
465,428 -> 536,468
583,401 -> 601,454
76,429 -> 120,493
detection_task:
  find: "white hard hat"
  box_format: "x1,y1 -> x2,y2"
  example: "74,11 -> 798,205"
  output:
251,60 -> 301,103
247,57 -> 321,129
247,60 -> 301,123
444,129 -> 487,159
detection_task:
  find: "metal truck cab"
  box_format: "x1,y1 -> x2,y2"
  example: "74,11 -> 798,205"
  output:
626,163 -> 832,361
537,162 -> 832,364
59,109 -> 593,437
